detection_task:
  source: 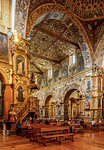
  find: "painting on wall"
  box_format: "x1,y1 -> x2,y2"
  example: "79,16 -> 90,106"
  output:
53,69 -> 58,82
16,55 -> 25,74
87,79 -> 91,90
0,33 -> 8,62
17,86 -> 25,102
85,96 -> 91,109
73,106 -> 77,116
77,53 -> 84,72
62,63 -> 68,78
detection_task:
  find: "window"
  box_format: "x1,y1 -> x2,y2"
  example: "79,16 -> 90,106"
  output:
72,53 -> 76,64
48,67 -> 53,80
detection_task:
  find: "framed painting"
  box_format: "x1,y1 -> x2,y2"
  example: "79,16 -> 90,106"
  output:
85,96 -> 91,109
0,32 -> 8,62
87,79 -> 91,90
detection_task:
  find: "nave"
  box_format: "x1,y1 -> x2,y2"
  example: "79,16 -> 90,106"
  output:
1,131 -> 104,150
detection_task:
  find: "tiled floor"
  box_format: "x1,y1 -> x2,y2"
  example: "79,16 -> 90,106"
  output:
1,131 -> 104,150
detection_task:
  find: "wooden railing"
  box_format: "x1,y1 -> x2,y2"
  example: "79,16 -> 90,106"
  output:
12,96 -> 39,129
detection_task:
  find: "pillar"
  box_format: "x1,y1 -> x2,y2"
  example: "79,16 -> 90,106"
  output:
4,84 -> 13,120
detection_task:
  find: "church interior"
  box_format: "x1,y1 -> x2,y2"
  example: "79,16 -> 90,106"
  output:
0,0 -> 104,150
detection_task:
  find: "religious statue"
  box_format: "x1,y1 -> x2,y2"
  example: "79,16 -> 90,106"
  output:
16,55 -> 25,74
17,86 -> 24,102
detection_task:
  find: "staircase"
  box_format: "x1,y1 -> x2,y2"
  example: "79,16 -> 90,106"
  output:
11,96 -> 39,130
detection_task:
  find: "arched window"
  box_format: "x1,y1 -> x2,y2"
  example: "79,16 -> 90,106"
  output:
72,53 -> 76,64
48,67 -> 53,80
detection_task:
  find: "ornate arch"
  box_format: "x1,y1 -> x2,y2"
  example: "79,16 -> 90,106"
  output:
0,69 -> 10,85
44,90 -> 56,105
26,3 -> 93,69
62,83 -> 85,103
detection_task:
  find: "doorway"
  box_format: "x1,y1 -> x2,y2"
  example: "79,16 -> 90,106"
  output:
45,95 -> 56,120
64,89 -> 83,121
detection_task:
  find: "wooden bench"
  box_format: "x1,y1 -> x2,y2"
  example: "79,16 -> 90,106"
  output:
29,124 -> 52,142
70,123 -> 84,133
74,127 -> 84,133
21,125 -> 28,137
40,126 -> 74,146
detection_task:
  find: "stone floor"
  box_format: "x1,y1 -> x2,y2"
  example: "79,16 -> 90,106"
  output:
1,131 -> 104,150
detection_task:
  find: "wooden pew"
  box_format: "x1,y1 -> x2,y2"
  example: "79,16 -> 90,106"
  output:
21,125 -> 28,137
40,126 -> 74,146
70,123 -> 84,133
29,124 -> 52,142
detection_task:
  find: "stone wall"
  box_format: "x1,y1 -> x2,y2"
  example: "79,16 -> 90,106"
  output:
34,67 -> 103,121
34,70 -> 86,120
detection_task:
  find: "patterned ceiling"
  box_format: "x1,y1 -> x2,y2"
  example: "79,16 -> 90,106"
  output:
28,0 -> 104,20
30,12 -> 77,76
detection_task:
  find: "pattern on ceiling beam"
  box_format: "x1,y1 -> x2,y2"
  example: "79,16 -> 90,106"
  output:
30,52 -> 60,64
35,24 -> 79,48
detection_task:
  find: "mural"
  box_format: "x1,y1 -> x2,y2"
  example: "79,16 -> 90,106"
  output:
16,55 -> 25,74
0,33 -> 8,62
77,53 -> 84,72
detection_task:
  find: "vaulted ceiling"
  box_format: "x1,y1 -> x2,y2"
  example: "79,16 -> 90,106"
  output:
15,0 -> 104,77
29,12 -> 80,76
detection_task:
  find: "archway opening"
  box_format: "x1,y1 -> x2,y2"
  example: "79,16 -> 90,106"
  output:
45,95 -> 56,120
64,89 -> 83,121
